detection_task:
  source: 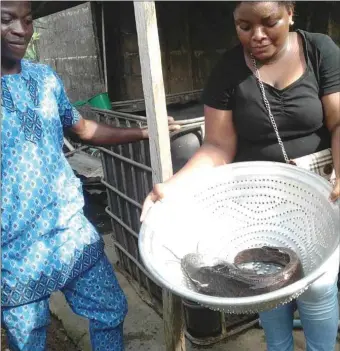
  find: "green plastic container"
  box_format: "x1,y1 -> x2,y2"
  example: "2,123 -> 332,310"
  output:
88,92 -> 111,110
73,92 -> 112,110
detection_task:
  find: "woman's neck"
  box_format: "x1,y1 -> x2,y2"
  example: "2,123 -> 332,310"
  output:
1,57 -> 22,76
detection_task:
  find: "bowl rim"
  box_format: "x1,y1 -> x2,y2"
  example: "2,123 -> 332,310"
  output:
139,161 -> 340,308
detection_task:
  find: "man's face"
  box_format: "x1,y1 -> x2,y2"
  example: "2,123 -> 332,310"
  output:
1,1 -> 33,62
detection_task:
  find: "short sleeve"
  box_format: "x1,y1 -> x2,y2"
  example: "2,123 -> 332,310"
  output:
318,35 -> 340,96
49,68 -> 81,128
201,50 -> 238,111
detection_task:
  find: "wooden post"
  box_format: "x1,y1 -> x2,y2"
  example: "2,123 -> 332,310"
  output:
101,1 -> 108,92
133,2 -> 186,351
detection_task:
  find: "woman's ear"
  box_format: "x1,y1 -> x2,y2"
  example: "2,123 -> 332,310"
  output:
287,7 -> 294,26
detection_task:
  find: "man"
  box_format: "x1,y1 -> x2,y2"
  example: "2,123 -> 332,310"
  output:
1,2 -> 179,350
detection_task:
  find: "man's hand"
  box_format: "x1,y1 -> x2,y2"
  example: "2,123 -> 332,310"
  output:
140,116 -> 181,138
167,116 -> 182,132
70,115 -> 180,146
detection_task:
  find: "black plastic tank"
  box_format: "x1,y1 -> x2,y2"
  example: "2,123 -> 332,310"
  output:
182,299 -> 222,338
169,126 -> 203,173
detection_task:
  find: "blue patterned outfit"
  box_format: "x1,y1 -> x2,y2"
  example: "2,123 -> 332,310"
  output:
1,60 -> 128,350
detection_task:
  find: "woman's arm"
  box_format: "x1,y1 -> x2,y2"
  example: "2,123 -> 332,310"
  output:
322,92 -> 340,201
140,106 -> 237,220
164,105 -> 237,187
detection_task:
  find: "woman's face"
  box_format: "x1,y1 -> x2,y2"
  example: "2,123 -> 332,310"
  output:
1,1 -> 33,62
234,2 -> 293,61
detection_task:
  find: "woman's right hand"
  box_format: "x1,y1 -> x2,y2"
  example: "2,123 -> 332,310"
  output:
140,182 -> 171,222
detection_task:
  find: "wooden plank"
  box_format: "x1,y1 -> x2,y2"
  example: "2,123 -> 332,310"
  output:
133,2 -> 186,351
101,2 -> 108,92
133,2 -> 173,184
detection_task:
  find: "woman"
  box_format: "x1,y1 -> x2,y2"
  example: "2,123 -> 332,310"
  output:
141,2 -> 340,350
1,1 -> 179,350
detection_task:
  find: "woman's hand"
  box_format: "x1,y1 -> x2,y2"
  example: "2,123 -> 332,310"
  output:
140,182 -> 171,222
330,178 -> 340,202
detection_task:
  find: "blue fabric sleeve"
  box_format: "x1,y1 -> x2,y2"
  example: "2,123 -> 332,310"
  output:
50,68 -> 81,128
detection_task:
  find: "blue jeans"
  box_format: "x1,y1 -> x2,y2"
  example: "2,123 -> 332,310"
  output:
259,249 -> 339,351
2,254 -> 128,351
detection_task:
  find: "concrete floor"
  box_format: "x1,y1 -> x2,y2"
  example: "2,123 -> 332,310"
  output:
49,233 -> 340,351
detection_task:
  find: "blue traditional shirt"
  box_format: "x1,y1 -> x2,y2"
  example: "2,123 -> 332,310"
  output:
1,60 -> 104,306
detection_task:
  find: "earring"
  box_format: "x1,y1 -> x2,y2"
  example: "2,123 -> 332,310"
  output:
290,20 -> 295,25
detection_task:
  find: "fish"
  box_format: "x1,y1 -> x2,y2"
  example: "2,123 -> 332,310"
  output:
165,246 -> 303,298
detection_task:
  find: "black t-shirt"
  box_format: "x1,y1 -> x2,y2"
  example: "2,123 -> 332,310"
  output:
202,29 -> 340,162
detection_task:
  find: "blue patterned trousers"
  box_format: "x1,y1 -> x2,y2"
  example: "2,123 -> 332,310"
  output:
1,254 -> 128,351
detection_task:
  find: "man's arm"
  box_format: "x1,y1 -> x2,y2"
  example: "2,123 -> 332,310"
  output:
68,116 -> 180,146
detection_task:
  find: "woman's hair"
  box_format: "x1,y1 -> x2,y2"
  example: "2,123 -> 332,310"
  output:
233,1 -> 295,12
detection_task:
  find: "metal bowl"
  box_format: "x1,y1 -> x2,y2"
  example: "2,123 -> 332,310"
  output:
139,162 -> 340,314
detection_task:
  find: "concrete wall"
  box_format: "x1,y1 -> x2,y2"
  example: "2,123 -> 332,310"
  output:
34,2 -> 105,118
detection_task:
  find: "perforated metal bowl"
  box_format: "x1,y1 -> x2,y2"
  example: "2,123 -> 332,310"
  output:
139,162 -> 340,314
